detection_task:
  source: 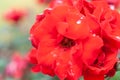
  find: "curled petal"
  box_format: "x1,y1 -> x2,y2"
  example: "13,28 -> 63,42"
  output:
82,34 -> 103,65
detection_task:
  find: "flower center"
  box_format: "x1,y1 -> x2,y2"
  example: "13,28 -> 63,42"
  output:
60,37 -> 75,48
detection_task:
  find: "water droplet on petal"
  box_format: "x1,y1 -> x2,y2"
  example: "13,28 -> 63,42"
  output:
109,5 -> 115,10
56,62 -> 60,66
76,20 -> 81,24
116,36 -> 120,40
50,52 -> 57,57
92,34 -> 96,37
80,16 -> 84,19
68,69 -> 75,76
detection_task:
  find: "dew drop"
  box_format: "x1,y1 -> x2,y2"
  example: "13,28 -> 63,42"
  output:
109,5 -> 115,10
92,34 -> 96,37
50,52 -> 57,57
80,16 -> 84,19
68,69 -> 75,76
76,20 -> 81,24
56,62 -> 60,66
116,36 -> 120,40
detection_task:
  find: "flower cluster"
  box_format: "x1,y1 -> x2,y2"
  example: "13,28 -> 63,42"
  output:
5,53 -> 28,78
29,0 -> 120,80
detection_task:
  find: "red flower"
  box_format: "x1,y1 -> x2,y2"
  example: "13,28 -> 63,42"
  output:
4,8 -> 27,23
29,0 -> 120,80
30,4 -> 103,80
6,53 -> 27,78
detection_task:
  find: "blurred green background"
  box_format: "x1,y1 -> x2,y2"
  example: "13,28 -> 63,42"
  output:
0,0 -> 54,80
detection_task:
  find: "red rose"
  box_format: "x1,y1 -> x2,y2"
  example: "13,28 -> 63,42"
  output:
30,4 -> 104,80
29,0 -> 120,80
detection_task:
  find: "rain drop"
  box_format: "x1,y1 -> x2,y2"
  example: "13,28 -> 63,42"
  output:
76,20 -> 81,24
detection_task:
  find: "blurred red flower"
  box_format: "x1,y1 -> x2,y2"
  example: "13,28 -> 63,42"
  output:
4,8 -> 27,23
5,53 -> 27,78
29,0 -> 120,80
37,0 -> 51,4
